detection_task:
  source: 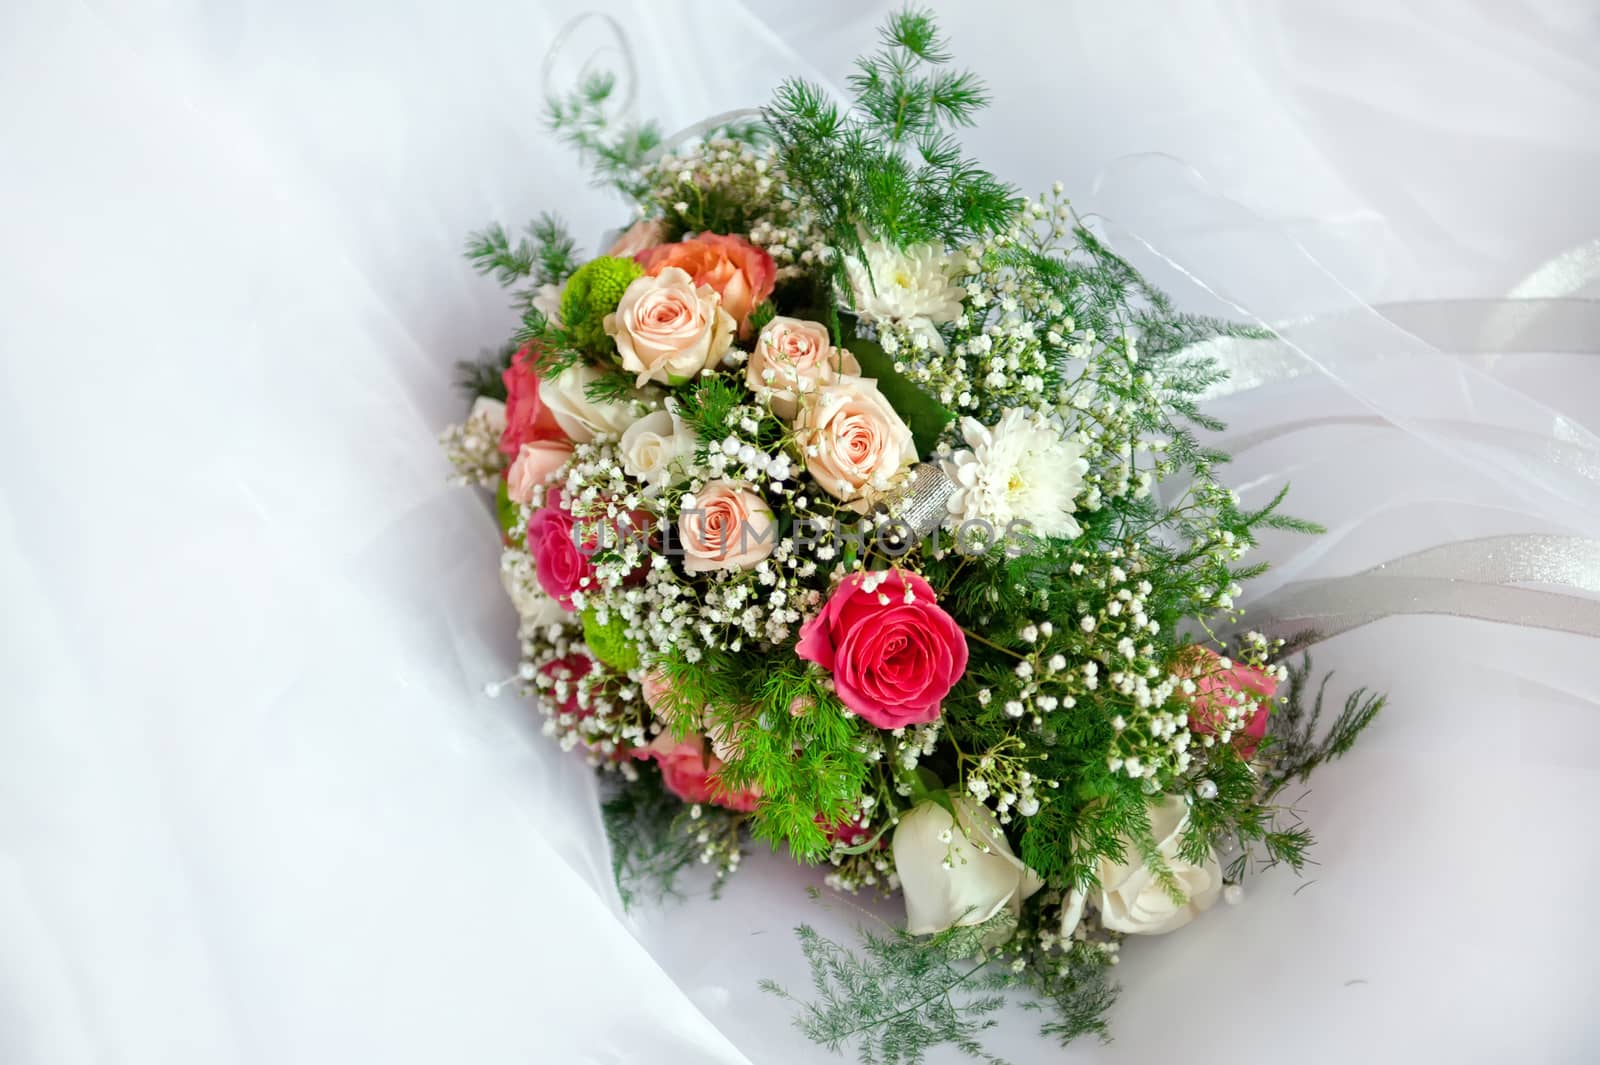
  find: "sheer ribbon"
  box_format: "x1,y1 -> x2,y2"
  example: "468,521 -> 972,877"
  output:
1208,299 -> 1600,644
1084,154 -> 1600,647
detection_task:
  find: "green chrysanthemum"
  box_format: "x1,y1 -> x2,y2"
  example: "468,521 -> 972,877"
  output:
582,608 -> 640,673
560,256 -> 644,354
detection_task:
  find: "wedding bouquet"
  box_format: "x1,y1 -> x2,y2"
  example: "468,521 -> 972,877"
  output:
440,9 -> 1381,1060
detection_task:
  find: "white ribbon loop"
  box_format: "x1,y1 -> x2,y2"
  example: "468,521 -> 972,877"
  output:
1243,535 -> 1600,643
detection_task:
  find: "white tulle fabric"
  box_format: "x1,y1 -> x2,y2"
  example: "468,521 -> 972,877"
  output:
2,2 -> 1596,1064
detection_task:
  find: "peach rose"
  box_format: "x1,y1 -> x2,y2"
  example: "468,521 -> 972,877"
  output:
635,233 -> 776,337
747,317 -> 862,421
678,480 -> 776,573
505,440 -> 573,504
607,218 -> 668,258
605,267 -> 734,387
795,378 -> 918,510
640,669 -> 677,719
637,732 -> 760,812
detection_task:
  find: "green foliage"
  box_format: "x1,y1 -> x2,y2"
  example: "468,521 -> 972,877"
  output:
1178,742 -> 1314,881
601,769 -> 741,910
1022,943 -> 1118,1048
582,366 -> 644,406
1175,658 -> 1383,881
453,341 -> 517,402
748,300 -> 777,336
845,334 -> 954,457
763,913 -> 1016,1065
545,71 -> 663,200
655,648 -> 872,863
762,5 -> 1020,265
465,212 -> 581,291
672,373 -> 788,458
1261,658 -> 1386,802
559,255 -> 643,355
847,8 -> 990,141
763,903 -> 1117,1065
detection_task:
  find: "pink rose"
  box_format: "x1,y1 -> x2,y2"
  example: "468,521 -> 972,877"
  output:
794,378 -> 918,511
638,733 -> 760,812
537,653 -> 594,717
524,491 -> 594,612
747,316 -> 862,421
640,668 -> 676,718
499,342 -> 567,457
817,813 -> 874,848
607,218 -> 668,259
678,480 -> 776,573
796,570 -> 967,730
505,440 -> 573,504
635,233 -> 776,338
604,267 -> 734,387
1180,647 -> 1278,758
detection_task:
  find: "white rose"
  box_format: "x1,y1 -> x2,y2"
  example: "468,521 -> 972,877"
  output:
794,377 -> 917,512
1061,795 -> 1222,937
604,266 -> 734,387
619,408 -> 696,493
746,316 -> 861,421
893,797 -> 1042,938
538,362 -> 642,443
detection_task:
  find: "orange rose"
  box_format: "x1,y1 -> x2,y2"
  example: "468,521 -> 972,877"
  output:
635,233 -> 776,338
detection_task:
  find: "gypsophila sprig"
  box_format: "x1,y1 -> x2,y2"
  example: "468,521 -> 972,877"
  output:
438,9 -> 1381,1060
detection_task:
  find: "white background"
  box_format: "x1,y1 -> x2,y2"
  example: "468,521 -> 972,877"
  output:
2,2 -> 1597,1063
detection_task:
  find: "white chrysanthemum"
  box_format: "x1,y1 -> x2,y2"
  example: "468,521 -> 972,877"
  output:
941,409 -> 1089,539
844,238 -> 964,350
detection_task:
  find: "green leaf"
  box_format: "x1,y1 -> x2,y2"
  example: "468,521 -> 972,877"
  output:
843,334 -> 955,456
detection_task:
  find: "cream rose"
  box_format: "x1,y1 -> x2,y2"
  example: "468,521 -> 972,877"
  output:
605,267 -> 734,387
530,283 -> 563,327
1058,795 -> 1222,937
894,797 -> 1042,938
537,362 -> 641,443
678,480 -> 776,573
794,378 -> 917,510
746,317 -> 862,421
619,408 -> 696,493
